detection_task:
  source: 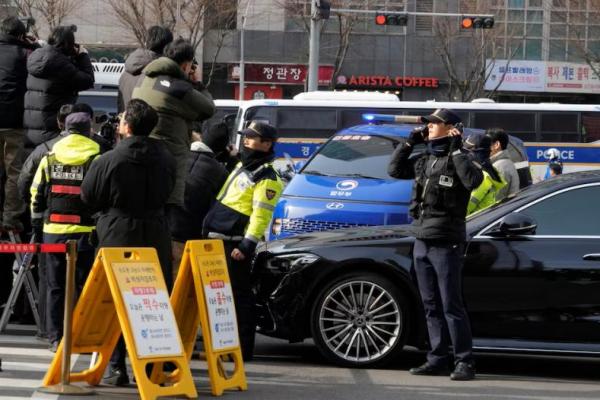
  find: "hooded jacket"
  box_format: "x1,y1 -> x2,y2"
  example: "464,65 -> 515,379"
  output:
117,48 -> 159,112
23,45 -> 94,146
132,56 -> 215,205
30,133 -> 100,234
81,136 -> 176,274
0,33 -> 38,129
170,141 -> 229,242
490,150 -> 520,201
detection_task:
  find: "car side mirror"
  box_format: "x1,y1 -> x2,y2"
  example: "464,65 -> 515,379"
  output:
489,212 -> 537,237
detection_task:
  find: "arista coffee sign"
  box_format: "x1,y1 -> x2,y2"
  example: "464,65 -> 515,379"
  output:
338,75 -> 439,88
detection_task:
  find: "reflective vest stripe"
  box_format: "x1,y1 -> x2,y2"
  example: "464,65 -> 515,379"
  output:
252,200 -> 275,211
51,185 -> 81,195
49,214 -> 81,224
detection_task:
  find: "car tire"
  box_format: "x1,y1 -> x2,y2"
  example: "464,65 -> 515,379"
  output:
310,272 -> 409,368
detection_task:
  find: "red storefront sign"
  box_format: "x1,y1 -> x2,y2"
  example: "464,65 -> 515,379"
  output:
229,63 -> 334,85
337,75 -> 439,88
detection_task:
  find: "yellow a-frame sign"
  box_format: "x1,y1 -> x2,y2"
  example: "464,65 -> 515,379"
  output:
42,248 -> 197,400
162,240 -> 247,396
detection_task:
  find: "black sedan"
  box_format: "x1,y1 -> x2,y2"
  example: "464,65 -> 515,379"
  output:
252,170 -> 600,368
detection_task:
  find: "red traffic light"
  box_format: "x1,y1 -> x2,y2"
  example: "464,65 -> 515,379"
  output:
461,16 -> 494,29
375,14 -> 387,25
461,17 -> 473,29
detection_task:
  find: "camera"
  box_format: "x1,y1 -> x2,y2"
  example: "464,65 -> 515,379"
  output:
95,113 -> 120,149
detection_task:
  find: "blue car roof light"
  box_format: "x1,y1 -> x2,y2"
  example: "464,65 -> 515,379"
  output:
362,113 -> 422,124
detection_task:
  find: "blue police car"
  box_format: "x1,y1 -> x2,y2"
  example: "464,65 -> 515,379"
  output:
268,116 -> 529,241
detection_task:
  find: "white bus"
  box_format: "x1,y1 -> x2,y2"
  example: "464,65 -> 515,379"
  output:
233,94 -> 600,182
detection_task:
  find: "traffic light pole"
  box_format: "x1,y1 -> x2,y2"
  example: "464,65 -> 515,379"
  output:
307,1 -> 321,92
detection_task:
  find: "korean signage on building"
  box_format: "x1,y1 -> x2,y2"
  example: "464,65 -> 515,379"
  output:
485,59 -> 600,94
229,63 -> 334,86
336,74 -> 439,88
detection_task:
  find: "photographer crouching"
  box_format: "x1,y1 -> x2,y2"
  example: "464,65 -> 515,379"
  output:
387,109 -> 483,381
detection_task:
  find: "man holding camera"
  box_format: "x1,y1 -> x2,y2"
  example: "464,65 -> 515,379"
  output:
388,109 -> 483,381
24,25 -> 94,148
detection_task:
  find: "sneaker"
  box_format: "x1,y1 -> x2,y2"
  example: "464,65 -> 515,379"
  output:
450,362 -> 476,381
103,366 -> 130,386
409,362 -> 450,376
48,341 -> 59,353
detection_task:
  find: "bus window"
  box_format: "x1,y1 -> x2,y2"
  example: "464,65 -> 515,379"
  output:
472,111 -> 536,141
277,108 -> 338,138
582,112 -> 600,143
539,113 -> 580,142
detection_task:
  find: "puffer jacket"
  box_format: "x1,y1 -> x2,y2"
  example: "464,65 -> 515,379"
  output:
23,45 -> 94,146
117,48 -> 159,112
132,56 -> 215,205
490,150 -> 520,200
0,33 -> 38,129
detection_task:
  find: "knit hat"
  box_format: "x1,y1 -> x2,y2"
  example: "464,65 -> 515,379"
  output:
65,112 -> 91,136
203,122 -> 230,154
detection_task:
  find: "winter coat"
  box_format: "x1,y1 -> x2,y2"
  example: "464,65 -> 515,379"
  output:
18,132 -> 65,202
80,135 -> 176,276
388,141 -> 483,243
490,150 -> 520,200
23,45 -> 94,146
117,48 -> 159,112
170,142 -> 229,242
132,56 -> 215,205
0,33 -> 39,129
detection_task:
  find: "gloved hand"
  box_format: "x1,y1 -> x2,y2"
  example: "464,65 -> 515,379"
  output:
407,126 -> 428,146
449,134 -> 463,152
237,238 -> 257,258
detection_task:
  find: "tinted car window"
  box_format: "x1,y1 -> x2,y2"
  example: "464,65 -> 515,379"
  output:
303,135 -> 401,180
520,185 -> 600,235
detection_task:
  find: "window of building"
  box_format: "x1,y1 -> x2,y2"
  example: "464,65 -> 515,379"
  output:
525,39 -> 542,59
415,0 -> 433,33
528,0 -> 542,7
508,0 -> 525,7
549,40 -> 567,60
526,24 -> 542,36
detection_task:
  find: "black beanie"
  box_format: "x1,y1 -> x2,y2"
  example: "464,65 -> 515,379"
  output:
203,122 -> 230,154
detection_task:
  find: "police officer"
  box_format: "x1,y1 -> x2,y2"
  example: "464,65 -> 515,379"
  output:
203,121 -> 283,361
464,134 -> 506,215
30,112 -> 99,352
388,109 -> 483,381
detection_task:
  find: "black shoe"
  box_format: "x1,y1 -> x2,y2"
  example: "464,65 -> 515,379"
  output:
103,367 -> 130,386
409,362 -> 450,376
48,341 -> 59,353
450,362 -> 475,381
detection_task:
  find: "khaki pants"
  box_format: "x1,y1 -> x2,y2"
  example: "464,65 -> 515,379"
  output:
0,129 -> 25,226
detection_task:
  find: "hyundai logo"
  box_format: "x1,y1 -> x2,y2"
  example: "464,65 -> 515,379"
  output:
336,180 -> 359,191
326,202 -> 344,210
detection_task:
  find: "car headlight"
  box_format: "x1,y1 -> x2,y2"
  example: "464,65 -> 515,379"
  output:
271,218 -> 288,236
267,253 -> 320,272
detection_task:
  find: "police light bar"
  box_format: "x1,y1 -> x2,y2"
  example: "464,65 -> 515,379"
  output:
362,114 -> 423,124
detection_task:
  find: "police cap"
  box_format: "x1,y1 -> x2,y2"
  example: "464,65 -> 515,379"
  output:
421,108 -> 462,125
240,121 -> 278,141
464,133 -> 492,151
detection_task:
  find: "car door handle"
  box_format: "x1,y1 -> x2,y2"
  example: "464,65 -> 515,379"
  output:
583,254 -> 600,261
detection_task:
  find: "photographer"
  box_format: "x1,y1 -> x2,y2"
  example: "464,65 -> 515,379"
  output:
388,109 -> 483,381
0,16 -> 39,231
23,25 -> 94,147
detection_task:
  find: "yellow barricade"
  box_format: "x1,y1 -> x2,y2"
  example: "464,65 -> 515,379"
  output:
42,248 -> 197,400
166,240 -> 247,396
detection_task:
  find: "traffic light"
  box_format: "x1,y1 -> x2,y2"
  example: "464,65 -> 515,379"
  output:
375,13 -> 408,26
315,0 -> 331,20
461,16 -> 494,29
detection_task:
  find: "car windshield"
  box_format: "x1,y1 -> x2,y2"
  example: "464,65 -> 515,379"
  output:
302,134 -> 402,180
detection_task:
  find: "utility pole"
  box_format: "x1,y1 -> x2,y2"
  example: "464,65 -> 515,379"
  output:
307,1 -> 322,92
239,0 -> 251,101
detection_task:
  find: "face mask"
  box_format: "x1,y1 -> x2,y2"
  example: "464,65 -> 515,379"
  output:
427,136 -> 451,156
240,146 -> 273,166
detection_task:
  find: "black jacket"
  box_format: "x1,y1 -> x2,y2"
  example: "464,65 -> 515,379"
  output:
80,136 -> 176,276
23,45 -> 94,146
170,142 -> 229,242
388,140 -> 483,242
18,133 -> 65,203
0,34 -> 38,129
117,48 -> 159,112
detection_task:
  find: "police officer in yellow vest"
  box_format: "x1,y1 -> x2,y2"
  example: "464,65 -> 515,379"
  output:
30,112 -> 99,352
464,134 -> 506,215
203,121 -> 283,360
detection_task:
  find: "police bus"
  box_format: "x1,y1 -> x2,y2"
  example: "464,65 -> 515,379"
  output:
232,93 -> 600,182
